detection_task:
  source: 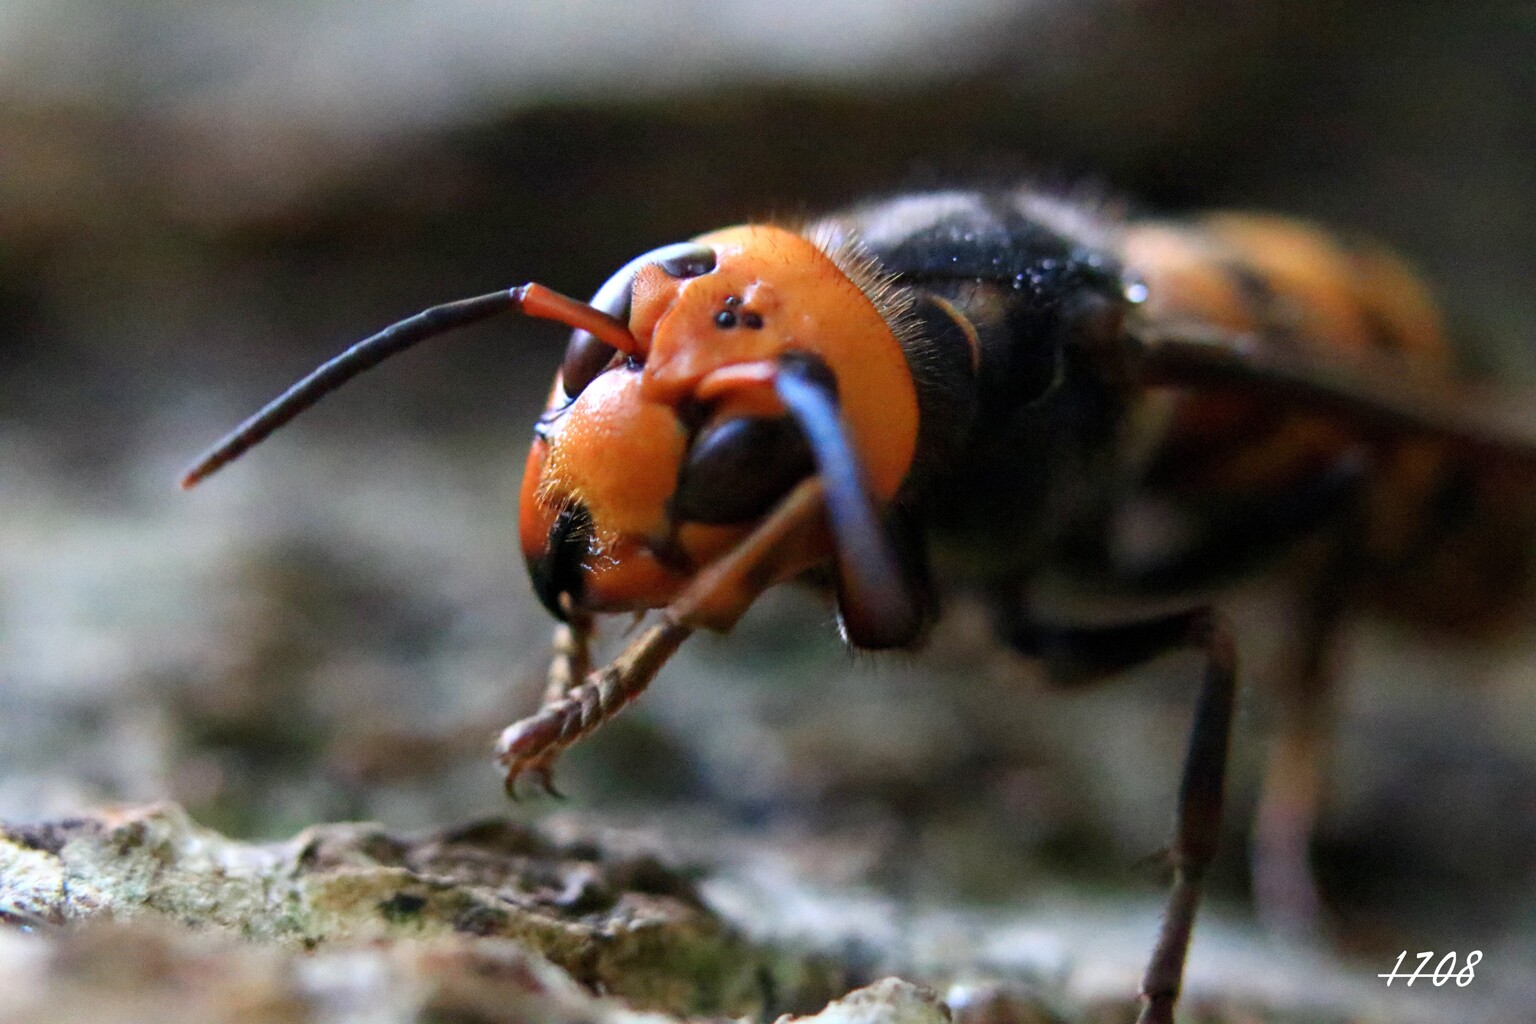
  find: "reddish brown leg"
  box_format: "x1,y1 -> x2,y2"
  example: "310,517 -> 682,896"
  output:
497,619 -> 692,796
542,607 -> 594,708
496,478 -> 828,793
1253,691 -> 1334,937
1252,557 -> 1350,938
510,609 -> 596,796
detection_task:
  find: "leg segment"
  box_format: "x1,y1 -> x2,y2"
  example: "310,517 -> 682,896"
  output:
1252,543 -> 1352,937
497,619 -> 691,795
502,606 -> 594,796
1006,606 -> 1238,1024
1138,611 -> 1237,1024
1252,670 -> 1336,937
542,605 -> 594,708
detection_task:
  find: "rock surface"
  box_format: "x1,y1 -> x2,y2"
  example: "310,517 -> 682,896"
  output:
0,922 -> 951,1024
0,803 -> 851,1019
3,803 -> 1508,1024
0,803 -> 959,1023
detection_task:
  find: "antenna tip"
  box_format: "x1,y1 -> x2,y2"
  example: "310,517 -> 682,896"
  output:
178,464 -> 211,490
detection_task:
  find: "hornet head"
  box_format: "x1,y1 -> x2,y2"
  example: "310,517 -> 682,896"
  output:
182,223 -> 925,647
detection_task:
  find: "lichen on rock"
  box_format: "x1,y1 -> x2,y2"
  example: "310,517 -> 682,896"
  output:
0,802 -> 848,1019
2,803 -> 1467,1024
0,919 -> 951,1024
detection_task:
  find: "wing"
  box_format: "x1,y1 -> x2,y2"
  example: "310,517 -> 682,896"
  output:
1118,213 -> 1536,468
1128,321 -> 1536,468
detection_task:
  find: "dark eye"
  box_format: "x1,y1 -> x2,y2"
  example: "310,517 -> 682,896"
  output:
561,269 -> 634,399
561,331 -> 622,398
658,245 -> 717,278
561,241 -> 717,400
715,310 -> 738,329
561,276 -> 631,396
672,416 -> 814,524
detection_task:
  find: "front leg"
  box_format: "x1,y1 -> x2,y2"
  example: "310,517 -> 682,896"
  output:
508,609 -> 597,796
543,606 -> 594,707
1007,606 -> 1238,1024
496,477 -> 838,794
498,618 -> 691,796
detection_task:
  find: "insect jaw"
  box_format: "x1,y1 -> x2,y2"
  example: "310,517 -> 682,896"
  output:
522,347 -> 923,653
520,359 -> 815,622
526,503 -> 593,620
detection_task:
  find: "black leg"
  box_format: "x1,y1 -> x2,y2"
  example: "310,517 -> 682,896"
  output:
1005,605 -> 1238,1024
1138,610 -> 1236,1024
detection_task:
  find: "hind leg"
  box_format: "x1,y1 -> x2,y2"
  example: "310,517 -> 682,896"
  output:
1252,565 -> 1349,938
1250,510 -> 1365,938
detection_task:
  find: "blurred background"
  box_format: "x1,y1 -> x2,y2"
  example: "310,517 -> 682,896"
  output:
2,0 -> 1534,1007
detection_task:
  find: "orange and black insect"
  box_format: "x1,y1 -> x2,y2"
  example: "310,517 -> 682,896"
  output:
183,187 -> 1536,1024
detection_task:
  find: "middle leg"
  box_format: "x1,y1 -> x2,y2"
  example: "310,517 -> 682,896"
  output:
1005,605 -> 1239,1024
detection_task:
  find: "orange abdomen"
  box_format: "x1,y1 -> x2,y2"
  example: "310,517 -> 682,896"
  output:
1122,214 -> 1534,633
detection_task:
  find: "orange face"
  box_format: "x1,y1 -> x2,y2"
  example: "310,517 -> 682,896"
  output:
519,225 -> 919,627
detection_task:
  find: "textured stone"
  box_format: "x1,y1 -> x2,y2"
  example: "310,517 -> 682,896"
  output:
0,923 -> 692,1024
0,805 -> 1504,1024
781,978 -> 951,1023
0,921 -> 954,1024
0,803 -> 840,1019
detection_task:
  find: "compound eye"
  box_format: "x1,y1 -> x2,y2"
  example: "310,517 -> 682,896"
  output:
560,272 -> 632,399
560,241 -> 719,400
561,332 -> 622,399
673,416 -> 814,524
657,245 -> 717,278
